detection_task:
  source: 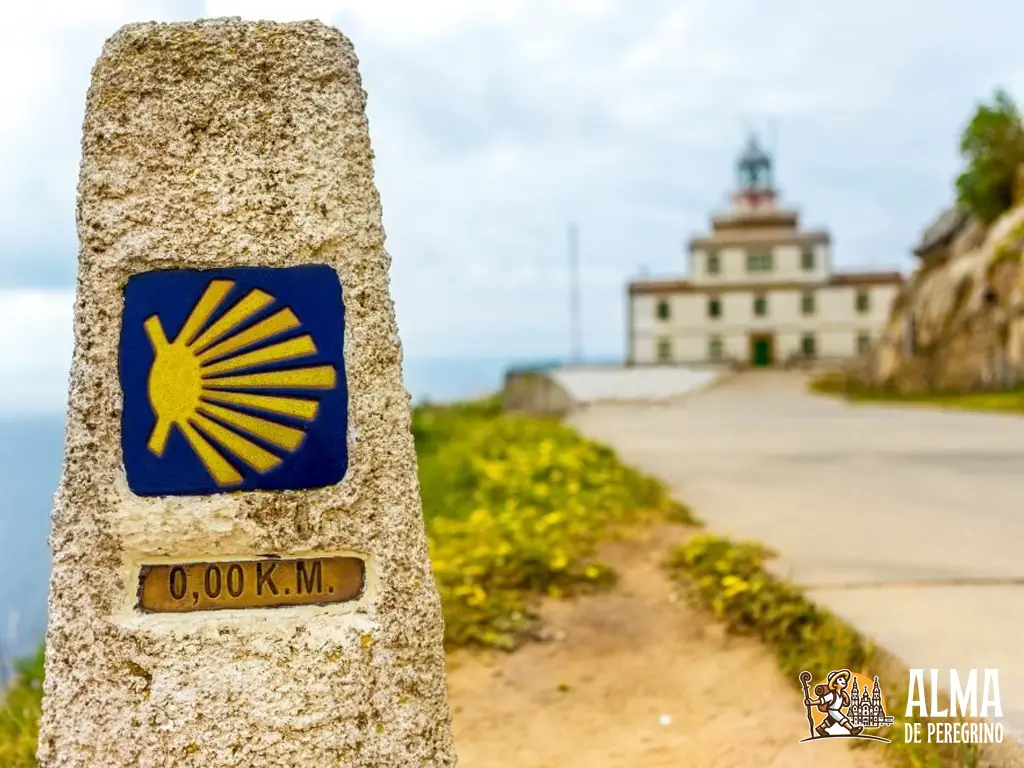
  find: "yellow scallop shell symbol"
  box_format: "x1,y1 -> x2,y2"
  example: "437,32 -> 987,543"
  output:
143,278 -> 336,488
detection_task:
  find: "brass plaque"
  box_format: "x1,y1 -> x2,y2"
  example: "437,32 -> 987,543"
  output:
137,555 -> 365,613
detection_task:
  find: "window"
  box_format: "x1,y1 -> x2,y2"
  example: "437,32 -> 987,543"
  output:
753,294 -> 767,317
801,292 -> 815,315
857,332 -> 871,355
656,338 -> 672,363
856,290 -> 870,314
708,335 -> 723,360
708,297 -> 721,319
655,298 -> 671,320
801,333 -> 817,358
801,248 -> 815,271
707,252 -> 720,275
746,251 -> 773,272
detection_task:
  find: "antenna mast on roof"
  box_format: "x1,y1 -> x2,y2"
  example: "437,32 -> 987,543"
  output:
739,114 -> 753,139
568,223 -> 582,365
767,115 -> 778,158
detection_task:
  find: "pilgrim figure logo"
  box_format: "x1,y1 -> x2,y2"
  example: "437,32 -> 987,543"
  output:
799,669 -> 894,744
120,266 -> 349,496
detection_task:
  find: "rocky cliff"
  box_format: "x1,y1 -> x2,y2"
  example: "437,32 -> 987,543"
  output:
859,186 -> 1024,392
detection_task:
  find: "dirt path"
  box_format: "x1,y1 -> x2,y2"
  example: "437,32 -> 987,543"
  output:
446,523 -> 889,768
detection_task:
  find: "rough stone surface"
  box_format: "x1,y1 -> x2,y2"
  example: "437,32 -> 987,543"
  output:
39,18 -> 456,767
858,198 -> 1024,392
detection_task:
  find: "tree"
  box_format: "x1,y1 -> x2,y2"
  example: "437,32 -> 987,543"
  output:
955,89 -> 1024,223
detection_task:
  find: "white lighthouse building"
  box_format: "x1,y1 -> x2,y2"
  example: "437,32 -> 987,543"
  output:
627,136 -> 903,367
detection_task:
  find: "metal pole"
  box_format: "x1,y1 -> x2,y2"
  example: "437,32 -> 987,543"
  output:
569,223 -> 582,364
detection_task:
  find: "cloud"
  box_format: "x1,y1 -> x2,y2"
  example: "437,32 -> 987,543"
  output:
0,289 -> 74,415
2,0 -> 1024,410
0,0 -> 204,287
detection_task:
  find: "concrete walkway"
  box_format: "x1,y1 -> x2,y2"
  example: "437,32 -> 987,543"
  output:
570,371 -> 1024,740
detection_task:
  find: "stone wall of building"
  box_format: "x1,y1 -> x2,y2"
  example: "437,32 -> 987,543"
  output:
631,281 -> 900,366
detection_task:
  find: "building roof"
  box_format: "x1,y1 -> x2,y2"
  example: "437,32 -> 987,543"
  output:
711,209 -> 799,231
689,228 -> 830,249
628,270 -> 904,295
912,206 -> 969,258
827,271 -> 904,286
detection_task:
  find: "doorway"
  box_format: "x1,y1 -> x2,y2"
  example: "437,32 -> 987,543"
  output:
749,333 -> 775,367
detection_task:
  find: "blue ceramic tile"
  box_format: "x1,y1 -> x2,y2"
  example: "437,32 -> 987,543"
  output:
119,265 -> 348,496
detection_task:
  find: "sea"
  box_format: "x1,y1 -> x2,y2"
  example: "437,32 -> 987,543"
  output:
0,355 -> 565,679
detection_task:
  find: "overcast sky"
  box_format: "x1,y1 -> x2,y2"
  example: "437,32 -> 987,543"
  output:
1,0 -> 1023,413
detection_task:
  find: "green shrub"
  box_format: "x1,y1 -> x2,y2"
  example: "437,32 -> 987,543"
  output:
418,404 -> 691,649
808,371 -> 872,397
668,534 -> 982,768
956,89 -> 1024,223
0,646 -> 44,768
667,536 -> 869,679
809,372 -> 1024,414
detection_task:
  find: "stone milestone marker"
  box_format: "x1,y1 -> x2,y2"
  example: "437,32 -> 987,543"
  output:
39,18 -> 456,767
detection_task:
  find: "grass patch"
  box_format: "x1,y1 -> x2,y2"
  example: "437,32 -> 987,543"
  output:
416,397 -> 692,649
0,647 -> 44,768
809,372 -> 1024,415
667,534 -> 985,768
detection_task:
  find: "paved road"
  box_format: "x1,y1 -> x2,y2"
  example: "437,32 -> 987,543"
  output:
571,371 -> 1024,740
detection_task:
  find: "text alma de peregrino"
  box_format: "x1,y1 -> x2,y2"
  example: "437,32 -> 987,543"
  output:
905,669 -> 1002,718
